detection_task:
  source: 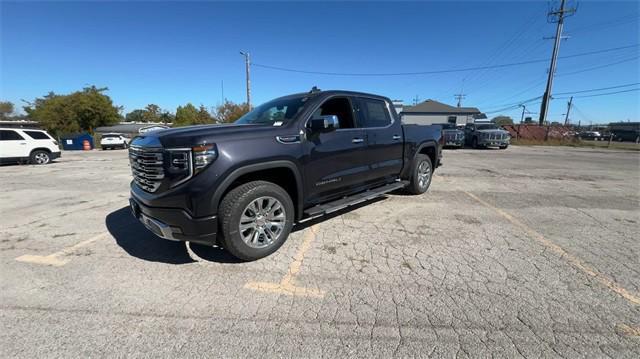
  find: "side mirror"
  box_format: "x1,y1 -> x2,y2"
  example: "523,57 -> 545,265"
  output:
309,115 -> 340,132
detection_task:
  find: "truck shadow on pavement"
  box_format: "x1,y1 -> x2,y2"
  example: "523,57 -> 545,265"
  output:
105,207 -> 241,264
106,198 -> 386,265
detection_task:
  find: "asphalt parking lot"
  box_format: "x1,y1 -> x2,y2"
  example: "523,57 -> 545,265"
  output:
1,146 -> 639,357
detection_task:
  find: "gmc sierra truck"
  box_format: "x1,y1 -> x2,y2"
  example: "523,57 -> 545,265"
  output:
129,89 -> 442,260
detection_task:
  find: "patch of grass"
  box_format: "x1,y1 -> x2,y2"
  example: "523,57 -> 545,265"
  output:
512,138 -> 640,151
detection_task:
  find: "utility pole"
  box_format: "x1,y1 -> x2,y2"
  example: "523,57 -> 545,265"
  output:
564,96 -> 573,125
519,104 -> 526,123
538,0 -> 576,125
413,95 -> 420,106
240,51 -> 251,109
221,80 -> 225,104
454,94 -> 466,108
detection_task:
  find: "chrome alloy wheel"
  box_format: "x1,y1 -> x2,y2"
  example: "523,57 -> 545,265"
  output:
34,152 -> 50,164
238,196 -> 286,249
417,160 -> 431,189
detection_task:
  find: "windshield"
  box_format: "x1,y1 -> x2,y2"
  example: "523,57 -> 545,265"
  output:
235,96 -> 308,126
439,123 -> 456,129
477,124 -> 500,130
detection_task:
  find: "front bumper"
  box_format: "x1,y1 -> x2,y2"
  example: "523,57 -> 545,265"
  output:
443,140 -> 464,147
129,194 -> 217,245
478,139 -> 510,147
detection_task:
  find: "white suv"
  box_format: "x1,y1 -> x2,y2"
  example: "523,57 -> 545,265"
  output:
100,133 -> 129,150
0,128 -> 61,165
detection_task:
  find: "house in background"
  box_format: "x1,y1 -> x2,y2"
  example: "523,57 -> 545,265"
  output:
400,99 -> 485,126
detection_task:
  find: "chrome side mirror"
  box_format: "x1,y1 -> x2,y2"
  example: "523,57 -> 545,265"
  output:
309,115 -> 340,132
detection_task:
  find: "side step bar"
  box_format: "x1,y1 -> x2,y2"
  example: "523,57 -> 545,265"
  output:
301,180 -> 408,220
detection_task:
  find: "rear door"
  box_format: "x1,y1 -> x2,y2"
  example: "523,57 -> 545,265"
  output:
302,96 -> 369,203
0,130 -> 29,158
355,97 -> 403,183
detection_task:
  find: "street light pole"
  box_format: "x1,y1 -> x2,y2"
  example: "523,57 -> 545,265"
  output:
240,51 -> 251,109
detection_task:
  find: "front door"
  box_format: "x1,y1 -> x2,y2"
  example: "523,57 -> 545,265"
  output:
0,130 -> 28,158
302,97 -> 368,204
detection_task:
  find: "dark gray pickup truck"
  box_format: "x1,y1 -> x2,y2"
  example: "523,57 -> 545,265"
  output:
464,122 -> 510,149
129,89 -> 443,260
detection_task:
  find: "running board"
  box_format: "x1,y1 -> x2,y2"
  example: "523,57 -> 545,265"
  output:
302,180 -> 408,220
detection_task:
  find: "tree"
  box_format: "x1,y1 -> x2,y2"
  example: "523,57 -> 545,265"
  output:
0,101 -> 14,119
492,115 -> 514,126
174,103 -> 199,127
159,111 -> 174,124
196,105 -> 213,124
143,104 -> 161,123
214,100 -> 250,124
125,109 -> 146,122
24,86 -> 120,136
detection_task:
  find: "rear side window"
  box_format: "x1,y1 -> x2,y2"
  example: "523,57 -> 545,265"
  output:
0,130 -> 25,141
359,99 -> 391,128
24,131 -> 51,140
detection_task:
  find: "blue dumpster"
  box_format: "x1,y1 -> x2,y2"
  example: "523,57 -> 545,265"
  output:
60,133 -> 94,150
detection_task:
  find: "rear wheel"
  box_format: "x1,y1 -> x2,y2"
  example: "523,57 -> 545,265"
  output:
471,137 -> 478,149
406,154 -> 432,195
499,144 -> 509,149
219,181 -> 294,261
30,150 -> 50,165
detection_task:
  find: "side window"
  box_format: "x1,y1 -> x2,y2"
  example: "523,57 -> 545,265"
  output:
359,99 -> 391,128
0,130 -> 25,141
447,116 -> 457,124
465,124 -> 474,131
313,97 -> 355,129
24,131 -> 51,140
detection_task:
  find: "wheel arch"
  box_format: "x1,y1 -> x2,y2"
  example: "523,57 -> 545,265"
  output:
212,161 -> 304,221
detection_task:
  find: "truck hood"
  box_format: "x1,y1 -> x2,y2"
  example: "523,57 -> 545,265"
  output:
132,123 -> 283,148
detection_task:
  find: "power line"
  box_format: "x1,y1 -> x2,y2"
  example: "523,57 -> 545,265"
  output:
554,82 -> 640,96
554,88 -> 639,99
557,55 -> 639,76
251,44 -> 638,77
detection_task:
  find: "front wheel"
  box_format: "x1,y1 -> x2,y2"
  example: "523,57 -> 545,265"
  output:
219,181 -> 294,261
406,154 -> 432,195
499,144 -> 509,150
471,137 -> 478,149
30,150 -> 50,165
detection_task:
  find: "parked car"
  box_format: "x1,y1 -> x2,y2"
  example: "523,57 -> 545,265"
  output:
464,123 -> 510,149
438,123 -> 465,148
101,133 -> 130,150
0,128 -> 61,165
129,89 -> 443,260
577,131 -> 603,141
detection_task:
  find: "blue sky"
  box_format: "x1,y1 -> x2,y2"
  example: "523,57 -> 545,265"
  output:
1,1 -> 638,124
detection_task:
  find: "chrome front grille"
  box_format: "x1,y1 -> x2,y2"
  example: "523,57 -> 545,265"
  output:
129,146 -> 164,192
444,132 -> 463,141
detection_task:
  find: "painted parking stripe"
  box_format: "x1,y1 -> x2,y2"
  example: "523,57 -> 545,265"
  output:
463,190 -> 640,306
244,225 -> 325,298
15,233 -> 108,267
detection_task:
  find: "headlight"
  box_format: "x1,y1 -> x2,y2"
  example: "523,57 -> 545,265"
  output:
192,144 -> 217,173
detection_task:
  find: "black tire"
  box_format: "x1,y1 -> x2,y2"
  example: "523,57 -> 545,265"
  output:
219,180 -> 294,261
30,150 -> 50,165
406,154 -> 433,195
499,144 -> 509,150
471,137 -> 478,149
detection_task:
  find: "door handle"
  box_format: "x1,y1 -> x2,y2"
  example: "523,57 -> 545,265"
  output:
392,135 -> 401,140
20,142 -> 27,145
351,138 -> 364,144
